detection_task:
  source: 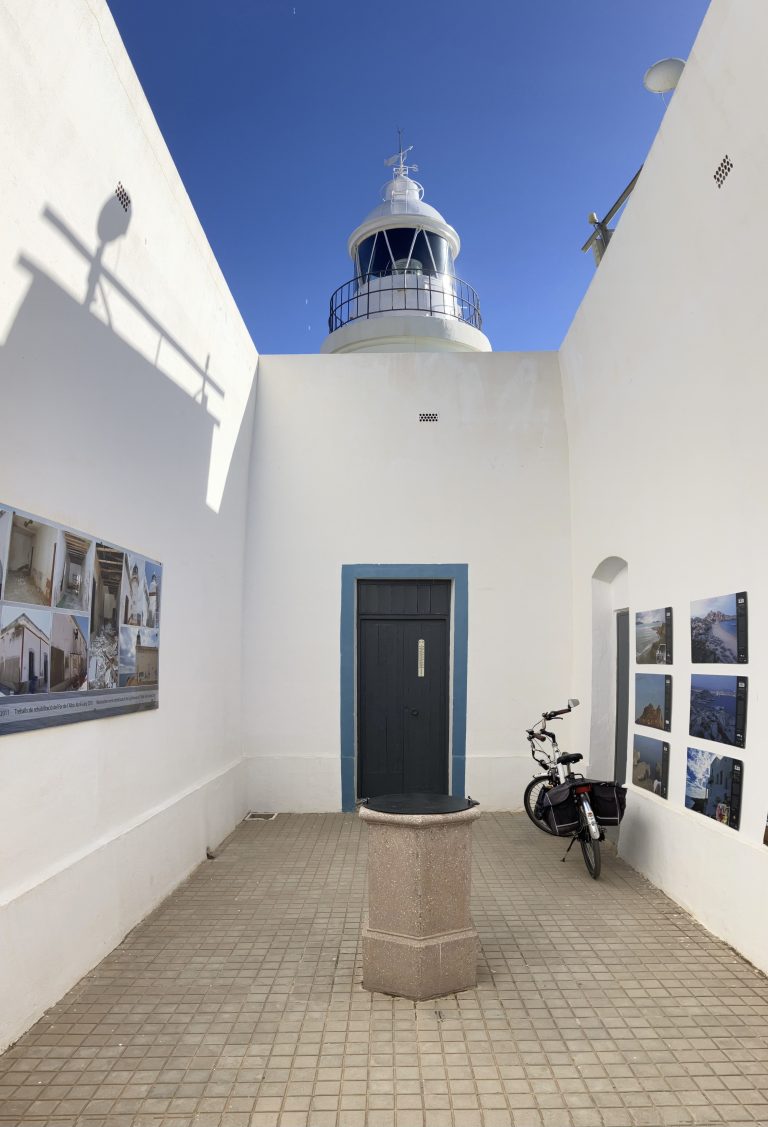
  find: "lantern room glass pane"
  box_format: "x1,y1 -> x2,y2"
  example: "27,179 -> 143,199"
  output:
356,229 -> 453,279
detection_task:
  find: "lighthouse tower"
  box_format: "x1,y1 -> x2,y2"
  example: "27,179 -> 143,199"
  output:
321,145 -> 491,354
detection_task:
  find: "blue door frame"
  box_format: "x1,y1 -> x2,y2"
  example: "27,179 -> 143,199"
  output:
340,564 -> 468,812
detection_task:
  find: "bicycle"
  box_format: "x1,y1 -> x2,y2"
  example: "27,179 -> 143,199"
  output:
522,699 -> 605,879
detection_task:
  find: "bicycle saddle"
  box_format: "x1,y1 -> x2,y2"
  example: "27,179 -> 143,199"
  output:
557,753 -> 583,765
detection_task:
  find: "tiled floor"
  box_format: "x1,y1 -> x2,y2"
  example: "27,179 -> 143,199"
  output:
1,812 -> 767,1127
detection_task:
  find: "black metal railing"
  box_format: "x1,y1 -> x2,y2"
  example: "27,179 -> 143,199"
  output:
328,271 -> 483,333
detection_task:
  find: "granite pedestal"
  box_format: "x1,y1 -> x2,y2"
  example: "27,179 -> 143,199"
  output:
359,797 -> 481,1000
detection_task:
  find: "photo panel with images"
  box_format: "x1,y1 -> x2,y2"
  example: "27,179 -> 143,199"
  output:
636,607 -> 673,665
632,734 -> 669,798
0,604 -> 52,695
635,672 -> 672,731
685,746 -> 742,830
691,592 -> 748,664
0,507 -> 12,601
50,612 -> 90,693
689,673 -> 747,748
5,513 -> 59,607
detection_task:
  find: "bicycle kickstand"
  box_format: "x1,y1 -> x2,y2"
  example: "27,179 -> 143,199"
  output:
561,836 -> 578,862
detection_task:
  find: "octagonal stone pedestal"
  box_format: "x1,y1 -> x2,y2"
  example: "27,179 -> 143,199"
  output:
359,800 -> 481,1000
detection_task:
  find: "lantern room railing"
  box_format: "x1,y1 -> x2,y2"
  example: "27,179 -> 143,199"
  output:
328,271 -> 483,333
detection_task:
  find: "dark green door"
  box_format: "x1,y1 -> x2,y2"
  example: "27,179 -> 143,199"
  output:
358,581 -> 449,799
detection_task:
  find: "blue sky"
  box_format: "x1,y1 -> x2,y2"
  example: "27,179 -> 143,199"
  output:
106,0 -> 711,355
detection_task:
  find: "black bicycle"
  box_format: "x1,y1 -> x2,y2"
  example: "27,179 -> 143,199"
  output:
523,699 -> 619,879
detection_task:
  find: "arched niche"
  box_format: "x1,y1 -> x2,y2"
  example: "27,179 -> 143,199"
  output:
590,556 -> 629,781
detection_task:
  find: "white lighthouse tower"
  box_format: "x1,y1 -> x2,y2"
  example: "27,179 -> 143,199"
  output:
321,144 -> 491,354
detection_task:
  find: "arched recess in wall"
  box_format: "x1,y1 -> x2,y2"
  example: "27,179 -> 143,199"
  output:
590,556 -> 629,782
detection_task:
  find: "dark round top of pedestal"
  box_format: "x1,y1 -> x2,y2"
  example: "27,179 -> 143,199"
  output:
364,793 -> 479,815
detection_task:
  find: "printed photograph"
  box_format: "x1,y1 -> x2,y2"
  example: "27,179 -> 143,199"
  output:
145,561 -> 161,628
121,552 -> 157,628
119,626 -> 159,687
50,613 -> 89,693
635,673 -> 669,730
5,514 -> 58,606
636,608 -> 671,664
632,734 -> 669,797
89,544 -> 124,689
52,530 -> 94,615
685,747 -> 742,829
0,605 -> 52,695
691,592 -> 747,663
764,815 -> 768,848
0,508 -> 11,600
689,674 -> 746,747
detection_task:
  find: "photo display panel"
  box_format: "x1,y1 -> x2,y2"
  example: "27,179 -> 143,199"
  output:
689,674 -> 747,749
636,607 -> 673,664
632,734 -> 670,799
691,592 -> 748,664
0,504 -> 160,734
634,673 -> 672,732
686,747 -> 742,830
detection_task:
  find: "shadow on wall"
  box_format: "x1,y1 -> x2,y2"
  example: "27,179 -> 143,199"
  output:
3,195 -> 255,514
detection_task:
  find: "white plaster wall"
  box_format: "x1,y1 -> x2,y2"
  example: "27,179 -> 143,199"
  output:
0,0 -> 257,1049
242,351 -> 572,812
559,0 -> 768,972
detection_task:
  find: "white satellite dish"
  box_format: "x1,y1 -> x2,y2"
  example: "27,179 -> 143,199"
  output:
643,57 -> 685,95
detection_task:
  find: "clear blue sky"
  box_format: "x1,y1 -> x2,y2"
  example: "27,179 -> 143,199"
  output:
106,0 -> 711,355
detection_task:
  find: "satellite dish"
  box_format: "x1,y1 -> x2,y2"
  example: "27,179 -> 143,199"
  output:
643,57 -> 685,95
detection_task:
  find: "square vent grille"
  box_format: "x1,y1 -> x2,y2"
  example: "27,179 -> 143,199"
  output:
714,155 -> 733,189
419,412 -> 439,422
115,181 -> 131,211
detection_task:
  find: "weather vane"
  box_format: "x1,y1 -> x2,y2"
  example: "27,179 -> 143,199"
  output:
384,128 -> 419,178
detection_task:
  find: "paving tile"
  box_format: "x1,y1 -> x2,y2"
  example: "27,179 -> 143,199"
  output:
0,814 -> 767,1127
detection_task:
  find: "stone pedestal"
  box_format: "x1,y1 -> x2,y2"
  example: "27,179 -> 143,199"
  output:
359,802 -> 481,1000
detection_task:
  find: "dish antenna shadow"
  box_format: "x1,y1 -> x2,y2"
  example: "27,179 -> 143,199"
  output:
643,57 -> 685,102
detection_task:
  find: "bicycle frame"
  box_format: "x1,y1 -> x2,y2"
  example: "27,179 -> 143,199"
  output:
526,709 -> 602,843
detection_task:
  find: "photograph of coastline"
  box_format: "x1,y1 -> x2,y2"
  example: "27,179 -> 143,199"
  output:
636,607 -> 672,664
635,673 -> 671,731
686,747 -> 742,829
691,592 -> 748,664
632,734 -> 669,798
689,674 -> 747,748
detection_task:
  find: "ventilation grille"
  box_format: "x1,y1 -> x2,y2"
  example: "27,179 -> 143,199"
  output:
115,181 -> 131,211
419,412 -> 439,423
245,812 -> 277,821
714,155 -> 733,189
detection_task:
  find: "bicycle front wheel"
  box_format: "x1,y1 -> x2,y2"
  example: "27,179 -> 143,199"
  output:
523,775 -> 556,835
580,832 -> 601,879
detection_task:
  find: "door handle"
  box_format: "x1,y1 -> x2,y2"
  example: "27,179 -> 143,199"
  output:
410,709 -> 419,717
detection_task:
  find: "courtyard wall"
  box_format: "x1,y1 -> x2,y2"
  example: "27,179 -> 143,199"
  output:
0,0 -> 257,1049
560,0 -> 768,973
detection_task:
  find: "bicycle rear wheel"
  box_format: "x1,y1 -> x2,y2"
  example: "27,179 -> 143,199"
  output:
579,831 -> 601,879
523,775 -> 556,835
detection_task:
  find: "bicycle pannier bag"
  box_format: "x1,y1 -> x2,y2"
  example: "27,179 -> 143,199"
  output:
540,783 -> 580,836
588,781 -> 627,826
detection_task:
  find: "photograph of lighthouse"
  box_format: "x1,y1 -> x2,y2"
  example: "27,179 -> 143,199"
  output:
636,607 -> 672,664
686,747 -> 743,829
635,673 -> 671,731
691,592 -> 748,663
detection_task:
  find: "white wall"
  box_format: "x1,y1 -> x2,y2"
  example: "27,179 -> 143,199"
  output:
0,0 -> 257,1049
243,351 -> 572,812
560,0 -> 768,972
